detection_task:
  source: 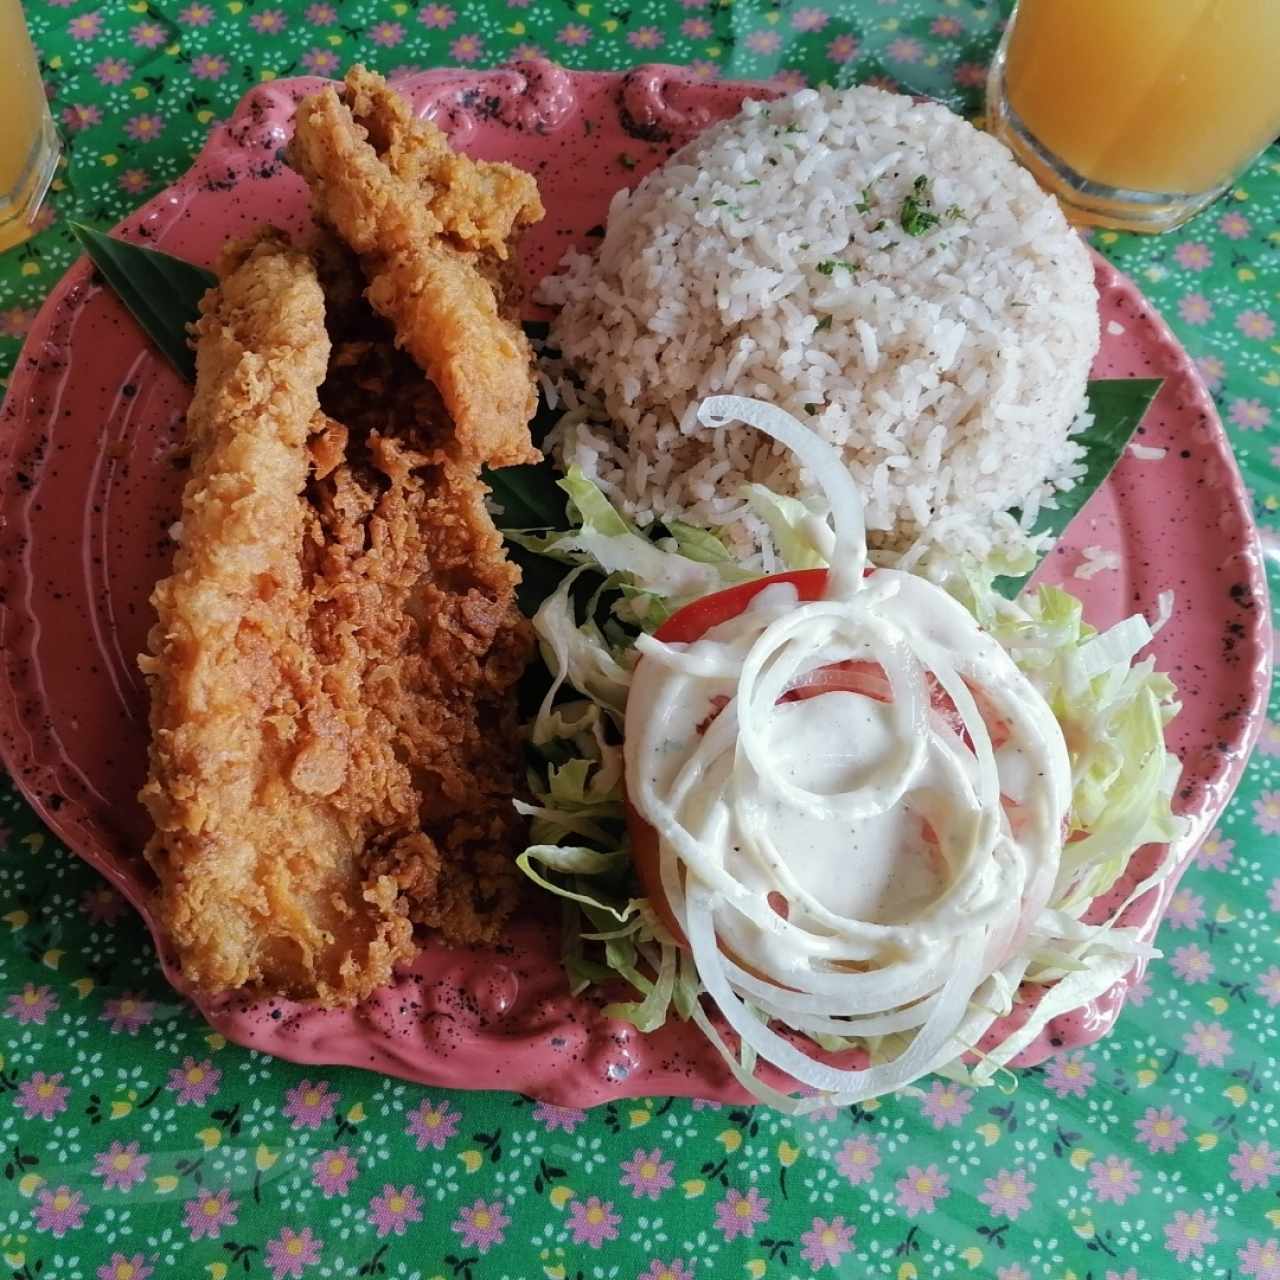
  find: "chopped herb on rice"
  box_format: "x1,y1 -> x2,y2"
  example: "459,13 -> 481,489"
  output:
539,85 -> 1098,570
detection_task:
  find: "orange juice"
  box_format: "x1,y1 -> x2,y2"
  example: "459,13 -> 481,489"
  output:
990,0 -> 1280,230
0,0 -> 59,253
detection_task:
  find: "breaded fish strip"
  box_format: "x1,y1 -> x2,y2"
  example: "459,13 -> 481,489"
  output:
138,232 -> 415,1003
288,66 -> 545,469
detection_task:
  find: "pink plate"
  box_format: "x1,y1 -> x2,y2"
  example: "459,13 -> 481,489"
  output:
0,62 -> 1269,1106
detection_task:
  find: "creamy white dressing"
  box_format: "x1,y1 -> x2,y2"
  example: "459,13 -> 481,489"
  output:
623,396 -> 1074,1105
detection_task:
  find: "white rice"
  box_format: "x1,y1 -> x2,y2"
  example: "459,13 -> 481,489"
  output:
539,85 -> 1100,566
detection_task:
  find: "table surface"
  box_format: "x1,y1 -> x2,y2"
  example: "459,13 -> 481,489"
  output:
2,2 -> 1278,1278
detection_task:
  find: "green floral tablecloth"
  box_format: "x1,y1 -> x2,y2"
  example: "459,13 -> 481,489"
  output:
2,2 -> 1279,1278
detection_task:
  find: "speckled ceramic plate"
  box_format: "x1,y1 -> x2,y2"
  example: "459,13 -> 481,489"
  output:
0,62 -> 1269,1106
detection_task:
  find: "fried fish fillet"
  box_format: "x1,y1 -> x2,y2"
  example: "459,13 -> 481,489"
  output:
288,65 -> 545,469
139,232 -> 416,1002
140,75 -> 545,1003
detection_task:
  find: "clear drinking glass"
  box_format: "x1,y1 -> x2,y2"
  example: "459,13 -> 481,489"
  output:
986,0 -> 1280,233
0,0 -> 60,254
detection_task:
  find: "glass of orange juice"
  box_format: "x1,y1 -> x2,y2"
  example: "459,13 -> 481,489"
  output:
0,0 -> 60,254
986,0 -> 1280,233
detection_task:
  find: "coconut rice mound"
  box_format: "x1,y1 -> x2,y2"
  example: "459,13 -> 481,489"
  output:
540,85 -> 1100,568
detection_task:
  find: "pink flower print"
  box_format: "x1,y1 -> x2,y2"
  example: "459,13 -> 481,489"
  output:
688,60 -> 719,81
265,1226 -> 321,1279
682,18 -> 712,38
191,53 -> 228,81
450,34 -> 483,62
998,1269 -> 1032,1280
313,1147 -> 358,1197
1126,969 -> 1153,1006
1238,309 -> 1276,340
800,1215 -> 854,1268
620,1147 -> 675,1200
792,8 -> 830,32
558,23 -> 592,47
406,1098 -> 459,1151
1234,399 -> 1273,432
178,3 -> 214,24
714,1187 -> 768,1242
954,61 -> 987,87
1135,1105 -> 1187,1154
1044,1052 -> 1095,1098
130,20 -> 166,47
1104,1272 -> 1137,1280
931,15 -> 964,36
510,41 -> 544,59
1230,1140 -> 1280,1192
0,307 -> 34,338
305,2 -> 337,23
301,49 -> 341,75
451,1198 -> 510,1253
419,4 -> 455,28
283,1079 -> 338,1129
1165,887 -> 1205,929
368,21 -> 404,47
167,1056 -> 220,1105
1184,1019 -> 1232,1067
1258,965 -> 1280,1007
184,1188 -> 238,1241
34,1186 -> 88,1236
1088,1155 -> 1140,1205
771,70 -> 809,92
895,1163 -> 949,1217
15,1071 -> 69,1120
368,1185 -> 423,1237
124,113 -> 164,142
1196,828 -> 1234,870
835,1135 -> 880,1185
865,74 -> 902,92
1174,241 -> 1213,270
1178,292 -> 1213,324
101,993 -> 154,1035
249,9 -> 287,33
1272,878 -> 1280,911
1240,1238 -> 1280,1280
7,983 -> 58,1024
94,57 -> 131,86
568,1195 -> 622,1248
919,1081 -> 973,1128
628,26 -> 664,49
640,1265 -> 693,1280
745,30 -> 781,55
97,1255 -> 153,1280
94,1140 -> 149,1192
1258,719 -> 1280,757
679,0 -> 709,8
1220,211 -> 1252,239
887,37 -> 924,61
1165,1209 -> 1217,1262
979,1167 -> 1034,1221
70,11 -> 104,39
827,34 -> 860,62
1171,943 -> 1214,983
533,1101 -> 585,1132
1196,355 -> 1225,389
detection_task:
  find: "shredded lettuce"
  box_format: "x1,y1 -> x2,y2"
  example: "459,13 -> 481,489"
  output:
514,478 -> 1187,1110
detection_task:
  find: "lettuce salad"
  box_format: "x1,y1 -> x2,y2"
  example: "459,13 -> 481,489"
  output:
508,424 -> 1186,1112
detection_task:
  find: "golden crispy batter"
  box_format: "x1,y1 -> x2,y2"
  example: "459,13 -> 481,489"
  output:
140,80 -> 545,1003
139,231 -> 416,1003
288,66 -> 545,469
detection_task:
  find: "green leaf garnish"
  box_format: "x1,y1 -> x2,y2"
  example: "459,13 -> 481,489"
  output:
994,378 -> 1163,599
899,175 -> 940,237
71,221 -> 215,382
